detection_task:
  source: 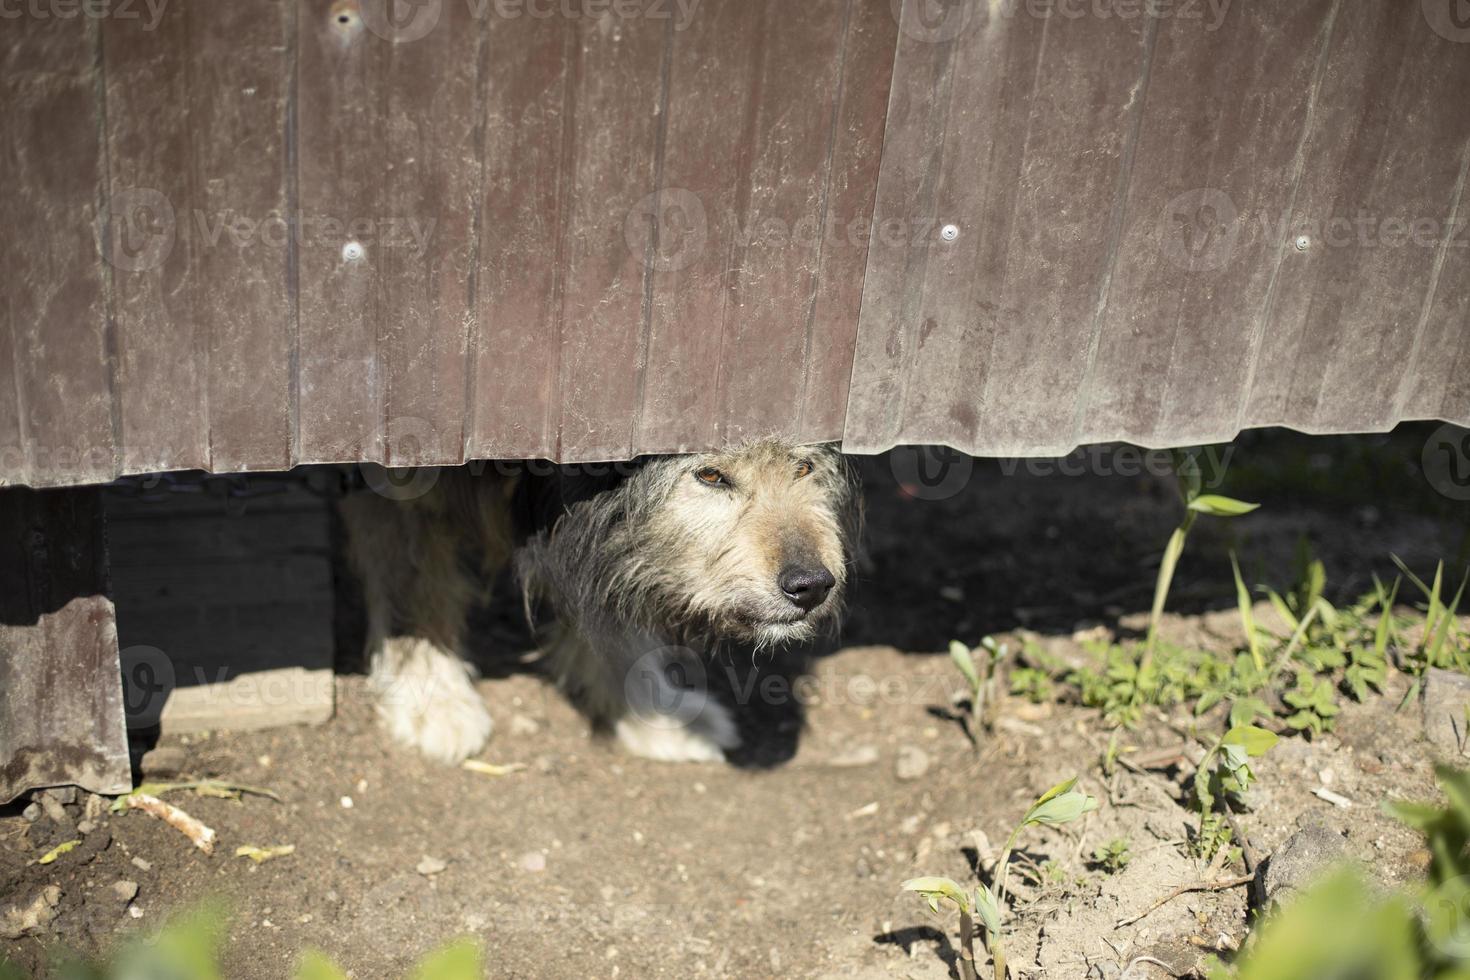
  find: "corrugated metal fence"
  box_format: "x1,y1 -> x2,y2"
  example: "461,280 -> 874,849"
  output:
2,0 -> 1467,489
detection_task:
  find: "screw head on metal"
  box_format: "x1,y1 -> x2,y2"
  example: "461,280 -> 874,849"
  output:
940,224 -> 960,242
342,241 -> 365,262
1295,235 -> 1311,252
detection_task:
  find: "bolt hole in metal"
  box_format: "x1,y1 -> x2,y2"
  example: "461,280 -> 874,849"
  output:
940,223 -> 959,242
330,0 -> 361,38
342,241 -> 365,263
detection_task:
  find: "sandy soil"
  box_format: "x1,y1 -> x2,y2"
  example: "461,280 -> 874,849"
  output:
2,428 -> 1465,978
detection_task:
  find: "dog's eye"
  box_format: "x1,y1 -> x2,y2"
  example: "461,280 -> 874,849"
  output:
695,467 -> 727,487
794,459 -> 814,479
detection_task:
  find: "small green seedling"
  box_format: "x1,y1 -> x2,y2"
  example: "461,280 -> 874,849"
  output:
1393,555 -> 1469,674
1087,840 -> 1128,875
903,777 -> 1097,980
1230,551 -> 1265,673
951,637 -> 1005,745
1194,725 -> 1277,859
1142,449 -> 1259,671
1089,838 -> 1131,875
1009,667 -> 1053,705
1281,670 -> 1340,737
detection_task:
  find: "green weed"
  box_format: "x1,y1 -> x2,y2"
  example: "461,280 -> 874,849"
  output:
902,777 -> 1098,980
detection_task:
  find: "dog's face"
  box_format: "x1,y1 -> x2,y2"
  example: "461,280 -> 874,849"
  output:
638,441 -> 855,647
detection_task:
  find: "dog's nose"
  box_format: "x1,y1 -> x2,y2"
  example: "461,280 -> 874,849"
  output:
778,564 -> 836,612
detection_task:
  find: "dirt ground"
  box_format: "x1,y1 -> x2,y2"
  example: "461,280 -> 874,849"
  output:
3,427 -> 1467,978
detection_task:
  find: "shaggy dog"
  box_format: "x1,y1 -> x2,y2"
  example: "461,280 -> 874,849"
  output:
340,441 -> 856,764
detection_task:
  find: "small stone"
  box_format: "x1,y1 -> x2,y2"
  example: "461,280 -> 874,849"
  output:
339,796 -> 354,809
828,745 -> 880,768
520,851 -> 546,872
21,803 -> 40,823
510,715 -> 541,736
76,820 -> 97,836
1,885 -> 62,940
1260,822 -> 1346,908
113,881 -> 139,904
131,856 -> 153,872
1421,668 -> 1470,755
128,906 -> 144,919
895,745 -> 931,782
37,793 -> 69,824
416,856 -> 447,876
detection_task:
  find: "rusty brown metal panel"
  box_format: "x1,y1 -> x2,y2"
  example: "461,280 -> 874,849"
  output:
633,0 -> 767,453
9,2 -> 1470,488
710,0 -> 865,445
465,14 -> 578,460
0,16 -> 116,487
846,0 -> 1470,457
551,4 -> 668,461
1076,0 -> 1339,449
295,0 -> 387,466
192,1 -> 296,473
796,0 -> 898,442
102,4 -> 209,475
0,488 -> 130,804
1242,2 -> 1470,436
1401,159 -> 1470,423
100,1 -> 293,475
371,2 -> 482,469
638,0 -> 896,452
846,0 -> 1152,455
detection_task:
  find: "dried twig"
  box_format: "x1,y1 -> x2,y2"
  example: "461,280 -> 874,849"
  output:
1221,808 -> 1260,875
1123,954 -> 1185,978
126,793 -> 217,854
1114,875 -> 1254,929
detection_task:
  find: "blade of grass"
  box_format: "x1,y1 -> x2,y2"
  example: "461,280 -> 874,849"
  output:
1231,552 -> 1264,672
1144,517 -> 1196,670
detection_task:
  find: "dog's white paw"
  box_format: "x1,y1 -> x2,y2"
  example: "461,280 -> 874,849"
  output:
615,699 -> 740,763
373,638 -> 493,764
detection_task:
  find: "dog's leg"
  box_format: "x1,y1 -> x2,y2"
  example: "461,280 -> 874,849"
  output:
340,487 -> 494,763
545,622 -> 740,763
